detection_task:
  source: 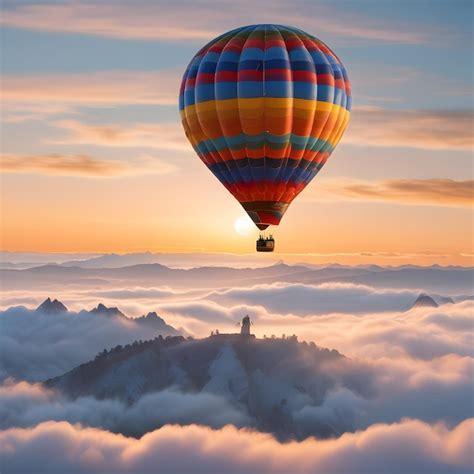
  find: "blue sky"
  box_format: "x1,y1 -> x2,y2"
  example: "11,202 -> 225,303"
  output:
0,0 -> 472,264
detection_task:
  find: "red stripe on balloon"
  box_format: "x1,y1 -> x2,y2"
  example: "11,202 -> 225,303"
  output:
238,70 -> 264,81
265,69 -> 292,81
215,70 -> 238,82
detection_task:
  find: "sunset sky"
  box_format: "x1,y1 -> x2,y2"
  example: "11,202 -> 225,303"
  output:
1,0 -> 472,265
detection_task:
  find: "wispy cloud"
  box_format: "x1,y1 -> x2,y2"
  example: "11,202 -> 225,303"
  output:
1,70 -> 178,113
51,120 -> 188,151
2,103 -> 73,124
310,178 -> 473,208
0,0 -> 440,45
0,1 -> 219,41
346,107 -> 473,151
0,154 -> 176,178
296,10 -> 432,45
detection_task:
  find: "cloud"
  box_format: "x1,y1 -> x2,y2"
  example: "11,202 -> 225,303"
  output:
0,305 -> 180,382
154,296 -> 474,362
0,1 -> 219,41
1,249 -> 473,473
343,302 -> 474,360
51,120 -> 188,151
1,153 -> 127,177
0,287 -> 472,469
311,178 -> 474,208
0,153 -> 177,177
2,103 -> 72,123
236,299 -> 474,359
1,273 -> 472,351
1,70 -> 178,118
0,419 -> 472,473
361,355 -> 474,428
0,330 -> 472,438
0,341 -> 376,440
0,0 -> 436,44
0,381 -> 253,437
346,107 -> 473,151
205,282 -> 418,316
1,279 -> 473,431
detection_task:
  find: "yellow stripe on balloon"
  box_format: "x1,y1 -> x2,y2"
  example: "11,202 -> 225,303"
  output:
185,98 -> 348,115
182,98 -> 350,151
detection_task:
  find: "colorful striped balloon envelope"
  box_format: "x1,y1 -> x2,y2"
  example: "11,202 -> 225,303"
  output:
179,24 -> 351,230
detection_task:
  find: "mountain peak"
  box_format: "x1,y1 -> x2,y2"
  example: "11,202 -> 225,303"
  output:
144,311 -> 165,322
411,294 -> 439,309
90,303 -> 125,318
134,311 -> 177,333
36,297 -> 68,314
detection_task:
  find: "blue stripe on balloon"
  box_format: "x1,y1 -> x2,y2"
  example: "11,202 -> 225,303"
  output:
346,96 -> 352,111
238,59 -> 263,70
198,61 -> 218,74
265,47 -> 288,60
202,51 -> 221,62
240,47 -> 264,60
264,81 -> 292,97
183,89 -> 196,106
294,81 -> 317,100
216,61 -> 239,72
316,85 -> 335,102
237,81 -> 264,98
195,83 -> 216,101
209,158 -> 321,184
290,60 -> 316,71
184,82 -> 345,103
288,47 -> 314,61
195,133 -> 335,155
219,51 -> 240,62
215,81 -> 237,100
264,59 -> 290,69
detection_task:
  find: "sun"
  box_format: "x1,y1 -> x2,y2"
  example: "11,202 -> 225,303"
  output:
234,215 -> 255,236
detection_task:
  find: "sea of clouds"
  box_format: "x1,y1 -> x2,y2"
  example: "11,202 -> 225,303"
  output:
0,269 -> 473,473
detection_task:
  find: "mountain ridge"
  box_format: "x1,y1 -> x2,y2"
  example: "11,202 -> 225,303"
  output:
3,262 -> 473,293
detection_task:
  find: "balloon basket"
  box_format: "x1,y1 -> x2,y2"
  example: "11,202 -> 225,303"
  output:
256,234 -> 275,252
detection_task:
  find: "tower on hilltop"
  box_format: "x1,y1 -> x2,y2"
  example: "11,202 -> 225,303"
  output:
241,315 -> 251,336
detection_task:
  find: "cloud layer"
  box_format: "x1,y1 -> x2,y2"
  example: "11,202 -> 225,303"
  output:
205,282 -> 418,316
0,381 -> 252,436
0,270 -> 472,473
1,419 -> 472,473
0,305 -> 180,382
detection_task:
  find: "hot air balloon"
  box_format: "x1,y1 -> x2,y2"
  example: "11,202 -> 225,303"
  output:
179,24 -> 351,252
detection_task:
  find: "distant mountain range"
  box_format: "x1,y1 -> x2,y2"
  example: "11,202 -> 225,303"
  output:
2,261 -> 473,293
45,333 -> 369,440
0,251 -> 280,270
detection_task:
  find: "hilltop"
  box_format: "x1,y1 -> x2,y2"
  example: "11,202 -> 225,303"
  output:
45,331 -> 372,440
